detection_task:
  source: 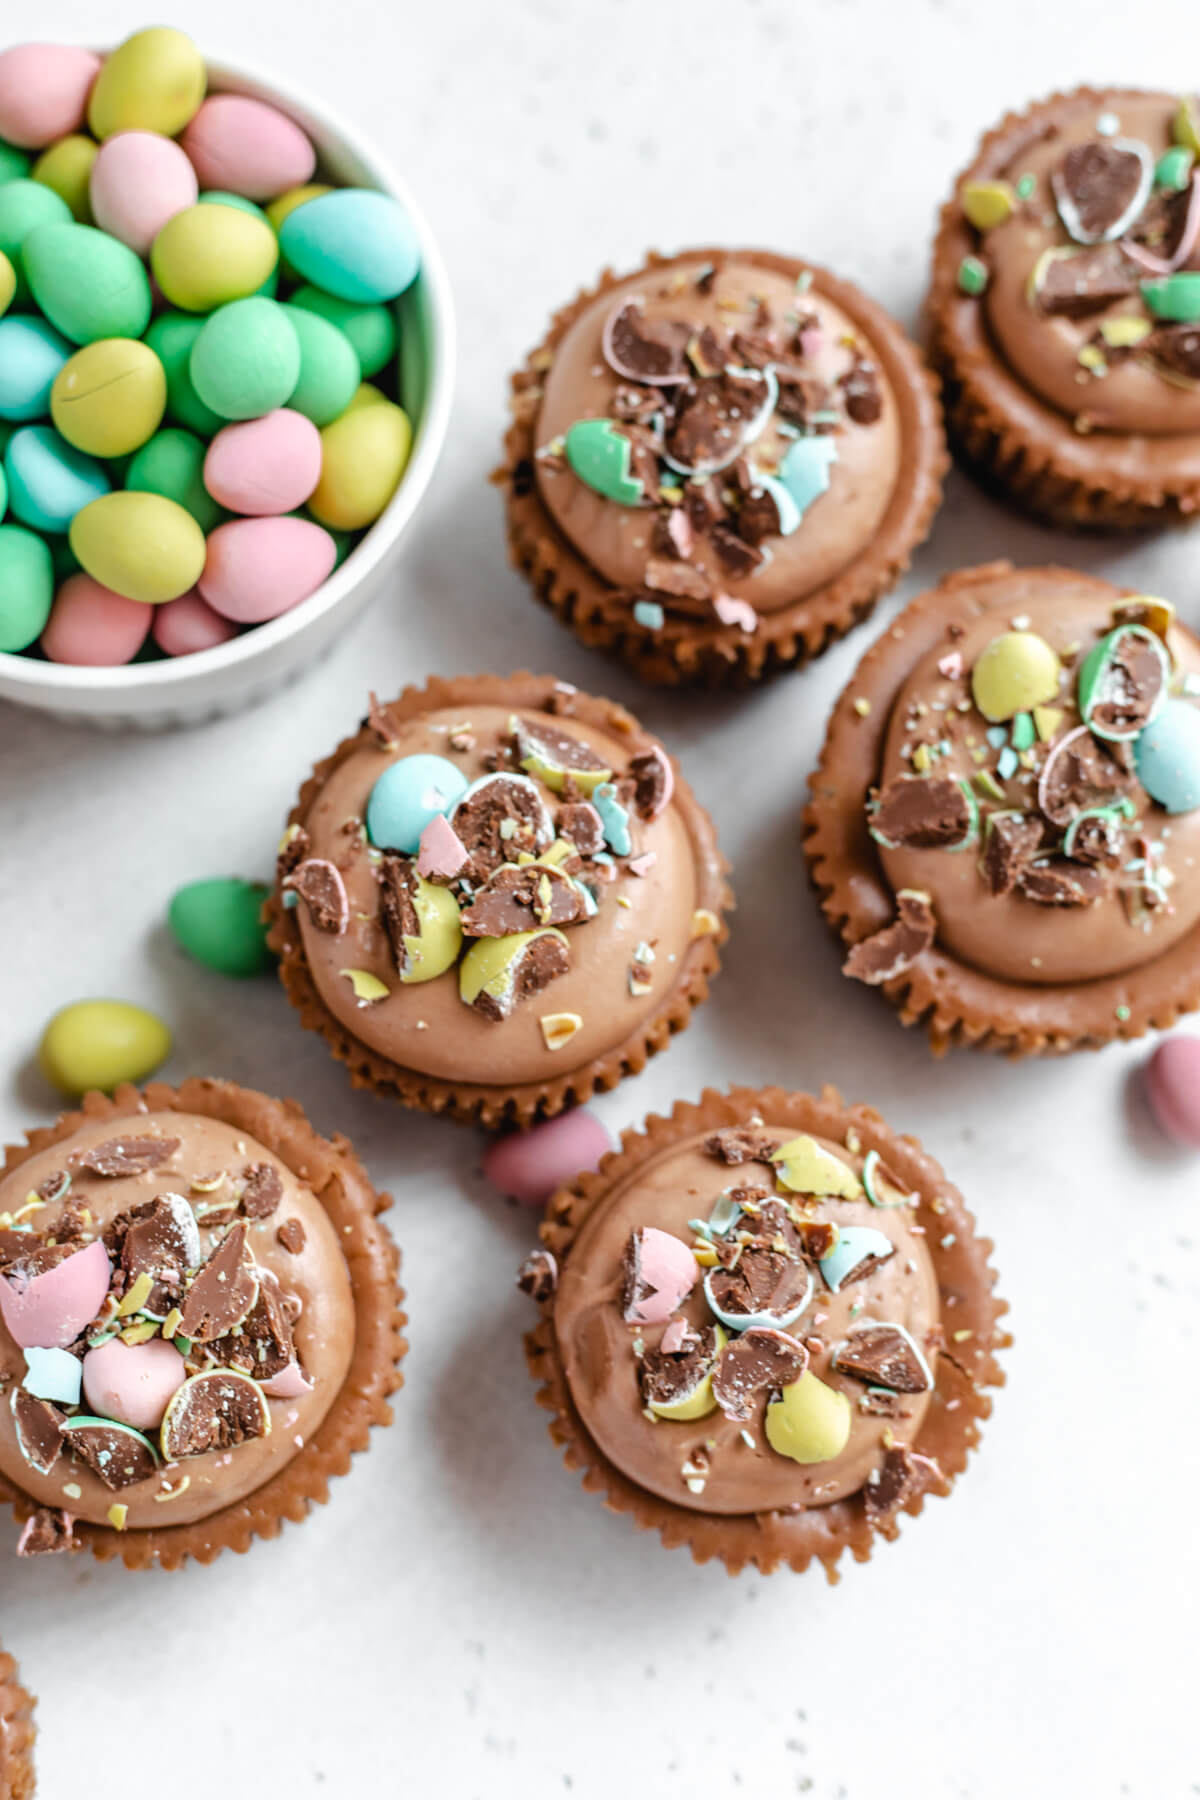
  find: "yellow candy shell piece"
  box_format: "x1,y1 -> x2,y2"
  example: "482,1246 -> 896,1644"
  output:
341,968 -> 390,1004
38,998 -> 171,1097
69,491 -> 205,603
309,397 -> 412,532
0,249 -> 14,317
970,630 -> 1061,723
52,339 -> 167,458
88,28 -> 207,140
400,876 -> 462,985
764,1371 -> 852,1465
771,1134 -> 862,1199
459,929 -> 566,1008
1174,96 -> 1200,155
648,1325 -> 727,1420
961,180 -> 1015,231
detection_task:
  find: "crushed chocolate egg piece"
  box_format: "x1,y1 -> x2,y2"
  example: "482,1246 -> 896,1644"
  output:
178,1222 -> 259,1344
378,854 -> 420,969
638,1323 -> 719,1408
276,1218 -> 306,1255
16,1506 -> 78,1556
863,1443 -> 943,1521
1147,322 -> 1200,383
285,858 -> 350,935
981,813 -> 1044,897
1039,727 -> 1132,826
240,1163 -> 284,1222
75,1136 -> 180,1178
711,1326 -> 808,1422
644,557 -> 712,601
840,358 -> 884,424
461,863 -> 588,938
871,775 -> 974,850
704,1126 -> 783,1166
627,747 -> 673,822
367,690 -> 399,748
10,1389 -> 66,1476
161,1370 -> 271,1459
276,825 -> 310,881
469,931 -> 569,1021
211,1269 -> 295,1380
665,368 -> 771,473
604,298 -> 691,383
112,1193 -> 200,1313
451,773 -> 554,878
706,1246 -> 811,1322
1053,140 -> 1149,242
516,1249 -> 558,1301
1017,859 -> 1108,906
66,1421 -> 159,1490
834,1324 -> 930,1393
1035,242 -> 1139,317
843,891 -> 936,985
557,801 -> 604,855
653,507 -> 695,560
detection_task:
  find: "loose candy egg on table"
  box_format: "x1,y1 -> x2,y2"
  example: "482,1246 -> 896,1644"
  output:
167,876 -> 273,975
37,997 -> 171,1097
1145,1037 -> 1200,1148
482,1109 -> 614,1208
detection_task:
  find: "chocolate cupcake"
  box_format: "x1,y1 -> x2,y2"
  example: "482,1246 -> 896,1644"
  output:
265,674 -> 730,1125
523,1086 -> 1005,1576
931,88 -> 1200,528
807,562 -> 1200,1053
502,249 -> 945,685
0,1650 -> 35,1800
0,1079 -> 404,1569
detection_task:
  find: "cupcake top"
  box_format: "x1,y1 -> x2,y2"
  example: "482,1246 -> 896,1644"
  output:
277,681 -> 724,1091
954,90 -> 1200,436
532,254 -> 902,627
0,1111 -> 354,1534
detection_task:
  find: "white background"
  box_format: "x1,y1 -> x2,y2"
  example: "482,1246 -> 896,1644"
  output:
2,2 -> 1199,1795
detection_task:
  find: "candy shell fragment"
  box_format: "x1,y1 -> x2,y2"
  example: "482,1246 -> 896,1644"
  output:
621,1226 -> 700,1325
770,1134 -> 861,1199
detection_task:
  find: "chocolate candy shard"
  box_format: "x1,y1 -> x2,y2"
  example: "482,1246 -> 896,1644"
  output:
1078,625 -> 1170,741
833,1323 -> 931,1393
276,1218 -> 305,1255
459,928 -> 569,1021
1146,321 -> 1200,383
842,891 -> 935,986
664,367 -> 775,477
160,1369 -> 272,1460
839,357 -> 884,424
276,823 -> 310,881
980,811 -> 1044,897
711,1326 -> 808,1422
76,1136 -> 181,1178
870,774 -> 977,851
644,557 -> 712,602
460,863 -> 588,938
178,1221 -> 259,1344
704,1126 -> 784,1166
516,1249 -> 557,1301
1017,858 -> 1108,906
602,297 -> 691,385
16,1506 -> 78,1556
378,855 -> 463,984
1038,724 -> 1133,826
627,746 -> 674,821
239,1162 -> 284,1222
1063,801 -> 1134,865
114,1193 -> 202,1315
210,1269 -> 295,1380
366,690 -> 399,749
819,1226 -> 896,1292
556,801 -> 604,856
34,1169 -> 70,1205
862,1150 -> 919,1211
704,1250 -> 813,1333
10,1387 -> 66,1476
1031,242 -> 1139,318
638,1323 -> 724,1420
450,772 -> 555,876
64,1417 -> 160,1490
1052,139 -> 1153,244
863,1442 -> 943,1521
284,858 -> 349,935
512,718 -> 612,797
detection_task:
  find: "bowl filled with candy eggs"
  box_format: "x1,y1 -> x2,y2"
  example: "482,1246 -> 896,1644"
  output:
0,27 -> 454,729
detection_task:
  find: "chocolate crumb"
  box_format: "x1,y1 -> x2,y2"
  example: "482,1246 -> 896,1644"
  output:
276,1218 -> 306,1254
76,1136 -> 180,1178
516,1249 -> 557,1301
842,892 -> 936,985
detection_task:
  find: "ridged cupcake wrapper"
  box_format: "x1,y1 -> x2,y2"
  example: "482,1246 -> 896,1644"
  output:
804,561 -> 1200,1054
0,1649 -> 35,1800
500,247 -> 947,687
264,672 -> 732,1128
0,1078 -> 406,1573
526,1085 -> 1008,1578
928,87 -> 1200,533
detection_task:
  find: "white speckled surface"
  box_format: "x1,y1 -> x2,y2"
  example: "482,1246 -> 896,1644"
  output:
1,3 -> 1198,1795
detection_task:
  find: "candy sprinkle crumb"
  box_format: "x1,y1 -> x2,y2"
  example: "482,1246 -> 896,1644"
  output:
107,1504 -> 128,1531
853,697 -> 871,717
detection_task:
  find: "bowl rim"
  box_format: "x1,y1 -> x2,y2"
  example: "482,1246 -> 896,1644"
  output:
0,44 -> 456,698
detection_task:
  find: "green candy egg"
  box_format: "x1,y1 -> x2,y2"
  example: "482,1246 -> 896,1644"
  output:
126,428 -> 224,533
32,135 -> 98,222
167,877 -> 273,977
23,221 -> 152,346
0,140 -> 31,185
0,177 -> 71,302
70,490 -> 206,603
565,417 -> 648,505
38,998 -> 171,1098
143,312 -> 222,437
0,523 -> 54,650
189,297 -> 301,422
281,302 -> 360,426
289,285 -> 397,379
151,203 -> 278,314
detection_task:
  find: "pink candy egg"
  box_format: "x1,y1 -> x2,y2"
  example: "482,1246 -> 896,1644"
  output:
622,1226 -> 700,1325
181,95 -> 316,201
90,130 -> 199,255
41,573 -> 153,666
198,516 -> 336,623
482,1108 -> 613,1208
152,591 -> 238,657
0,1237 -> 111,1350
82,1335 -> 186,1431
203,408 -> 322,515
0,45 -> 100,149
1145,1037 -> 1200,1148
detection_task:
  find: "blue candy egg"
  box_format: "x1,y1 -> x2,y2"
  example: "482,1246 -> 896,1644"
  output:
279,189 -> 420,305
1135,698 -> 1200,814
366,754 -> 468,854
0,315 -> 71,421
5,424 -> 109,533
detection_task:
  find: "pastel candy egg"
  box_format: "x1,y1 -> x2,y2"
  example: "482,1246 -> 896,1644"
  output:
88,28 -> 206,141
151,203 -> 278,312
40,572 -> 152,665
143,312 -> 220,436
90,130 -> 198,254
622,1227 -> 699,1325
290,285 -> 397,379
127,428 -> 223,532
0,177 -> 71,299
971,630 -> 1062,722
152,591 -> 237,656
267,182 -> 331,234
181,95 -> 316,201
482,1108 -> 613,1208
204,408 -> 321,515
309,394 -> 412,530
198,515 -> 336,623
82,1336 -> 186,1431
168,876 -> 272,975
279,188 -> 421,303
1135,698 -> 1200,813
5,424 -> 108,531
0,250 -> 15,316
0,1238 -> 111,1351
38,996 -> 170,1096
0,458 -> 5,518
23,220 -> 152,344
281,302 -> 360,426
565,417 -> 647,505
765,1371 -> 852,1465
70,490 -> 206,603
0,523 -> 53,648
51,337 -> 166,456
0,141 -> 30,184
32,134 -> 98,222
366,754 -> 469,854
0,45 -> 101,150
189,296 -> 300,421
1145,1037 -> 1200,1148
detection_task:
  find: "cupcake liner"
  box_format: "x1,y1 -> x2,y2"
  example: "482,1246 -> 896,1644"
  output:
500,247 -> 947,687
928,87 -> 1200,532
804,561 -> 1200,1054
0,1649 -> 35,1800
526,1085 -> 1007,1578
265,673 -> 732,1128
0,1078 -> 406,1572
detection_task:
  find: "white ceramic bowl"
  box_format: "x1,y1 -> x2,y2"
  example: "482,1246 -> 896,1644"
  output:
0,50 -> 455,730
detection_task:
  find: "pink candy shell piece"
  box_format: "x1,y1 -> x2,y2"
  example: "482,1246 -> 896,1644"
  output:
0,45 -> 100,149
482,1108 -> 613,1209
624,1227 -> 700,1325
198,517 -> 337,625
262,1360 -> 313,1399
0,1238 -> 112,1350
417,814 -> 469,881
181,95 -> 317,201
82,1336 -> 187,1432
89,130 -> 199,256
1145,1037 -> 1200,1149
203,409 -> 322,517
152,591 -> 239,657
41,574 -> 154,666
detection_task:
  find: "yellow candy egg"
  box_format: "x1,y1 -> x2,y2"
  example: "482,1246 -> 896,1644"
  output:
88,28 -> 207,141
267,182 -> 332,233
961,180 -> 1016,231
0,248 -> 14,316
151,203 -> 279,312
647,1326 -> 727,1420
32,135 -> 98,222
51,339 -> 166,457
309,395 -> 412,531
764,1371 -> 852,1465
69,491 -> 206,603
38,999 -> 171,1097
970,630 -> 1062,723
